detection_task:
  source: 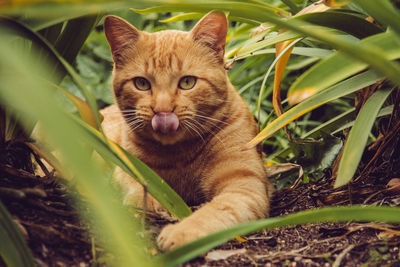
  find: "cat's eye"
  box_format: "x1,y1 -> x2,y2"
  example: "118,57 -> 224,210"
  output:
178,76 -> 197,90
133,77 -> 151,91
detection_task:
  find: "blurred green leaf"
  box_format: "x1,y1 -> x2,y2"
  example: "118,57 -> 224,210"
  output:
0,40 -> 155,266
335,87 -> 393,187
0,201 -> 35,267
70,120 -> 192,219
157,206 -> 400,267
0,17 -> 103,130
352,0 -> 400,37
54,15 -> 100,67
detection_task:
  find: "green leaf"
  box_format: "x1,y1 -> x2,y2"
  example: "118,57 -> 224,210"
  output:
296,11 -> 383,39
288,31 -> 400,104
0,201 -> 35,267
235,31 -> 301,59
0,17 -> 103,131
335,88 -> 393,187
0,40 -> 155,267
132,1 -> 400,88
290,133 -> 343,172
160,12 -> 259,25
331,105 -> 394,134
157,205 -> 400,267
302,107 -> 355,138
352,0 -> 400,37
70,120 -> 192,219
159,12 -> 203,23
244,70 -> 383,149
54,15 -> 100,67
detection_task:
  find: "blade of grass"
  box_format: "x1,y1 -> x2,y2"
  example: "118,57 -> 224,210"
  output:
133,1 -> 400,87
335,88 -> 393,187
297,11 -> 383,39
256,38 -> 302,125
244,70 -> 383,149
331,105 -> 394,135
0,41 -> 155,267
70,117 -> 192,219
157,205 -> 400,267
54,14 -> 100,66
2,0 -> 399,85
0,17 -> 102,131
352,0 -> 400,37
0,201 -> 35,267
160,12 -> 259,25
288,30 -> 400,104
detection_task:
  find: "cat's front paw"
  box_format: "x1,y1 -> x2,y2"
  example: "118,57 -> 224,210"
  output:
157,221 -> 206,250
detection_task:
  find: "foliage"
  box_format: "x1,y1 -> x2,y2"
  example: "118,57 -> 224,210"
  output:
0,0 -> 399,266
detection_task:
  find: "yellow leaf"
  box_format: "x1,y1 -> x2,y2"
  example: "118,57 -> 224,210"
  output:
60,88 -> 103,129
323,0 -> 351,8
288,88 -> 316,104
235,236 -> 248,242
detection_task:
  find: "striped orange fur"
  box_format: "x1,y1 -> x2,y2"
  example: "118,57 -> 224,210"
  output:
102,12 -> 273,250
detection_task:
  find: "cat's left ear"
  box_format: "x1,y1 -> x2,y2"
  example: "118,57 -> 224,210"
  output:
191,11 -> 228,60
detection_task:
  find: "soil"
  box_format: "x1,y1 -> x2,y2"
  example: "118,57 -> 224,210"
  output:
1,160 -> 399,267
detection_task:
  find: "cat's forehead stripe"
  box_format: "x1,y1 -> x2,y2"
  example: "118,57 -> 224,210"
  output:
142,30 -> 189,73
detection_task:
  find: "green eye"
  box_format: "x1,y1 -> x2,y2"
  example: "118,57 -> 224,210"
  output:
178,76 -> 197,90
133,77 -> 151,91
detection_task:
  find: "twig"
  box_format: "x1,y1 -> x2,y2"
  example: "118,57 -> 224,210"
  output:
333,244 -> 355,267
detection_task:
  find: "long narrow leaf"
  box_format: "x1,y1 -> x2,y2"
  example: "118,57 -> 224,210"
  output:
297,11 -> 383,39
287,30 -> 400,104
352,0 -> 400,37
0,201 -> 35,267
157,205 -> 400,267
335,88 -> 393,187
0,41 -> 155,267
244,70 -> 383,149
71,118 -> 192,219
0,18 -> 103,131
2,0 -> 400,86
132,1 -> 400,87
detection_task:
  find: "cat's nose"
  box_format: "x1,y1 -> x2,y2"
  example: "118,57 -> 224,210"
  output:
151,112 -> 179,134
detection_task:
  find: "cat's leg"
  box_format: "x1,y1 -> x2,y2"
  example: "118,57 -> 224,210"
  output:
114,167 -> 164,213
157,161 -> 271,250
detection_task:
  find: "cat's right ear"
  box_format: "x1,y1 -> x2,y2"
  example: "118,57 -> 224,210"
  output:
190,11 -> 228,61
104,15 -> 139,65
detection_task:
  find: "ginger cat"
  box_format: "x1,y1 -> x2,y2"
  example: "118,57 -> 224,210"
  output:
102,12 -> 273,251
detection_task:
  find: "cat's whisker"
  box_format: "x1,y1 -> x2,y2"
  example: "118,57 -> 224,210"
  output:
193,114 -> 230,126
182,121 -> 206,145
187,117 -> 227,149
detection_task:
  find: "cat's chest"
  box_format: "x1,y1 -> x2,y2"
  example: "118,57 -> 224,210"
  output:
138,147 -> 208,205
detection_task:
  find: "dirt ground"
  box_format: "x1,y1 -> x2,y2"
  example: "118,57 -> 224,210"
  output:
1,159 -> 399,267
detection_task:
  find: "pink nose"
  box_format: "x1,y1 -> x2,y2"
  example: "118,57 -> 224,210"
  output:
151,112 -> 179,134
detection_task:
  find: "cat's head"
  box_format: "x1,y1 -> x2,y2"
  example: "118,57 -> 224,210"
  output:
104,12 -> 229,145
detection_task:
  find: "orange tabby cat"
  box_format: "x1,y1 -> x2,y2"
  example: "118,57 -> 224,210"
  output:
101,11 -> 273,250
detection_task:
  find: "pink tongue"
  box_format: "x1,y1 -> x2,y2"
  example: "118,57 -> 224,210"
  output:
151,112 -> 179,134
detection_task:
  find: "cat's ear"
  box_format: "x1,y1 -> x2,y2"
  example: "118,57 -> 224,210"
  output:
191,11 -> 228,60
104,15 -> 140,64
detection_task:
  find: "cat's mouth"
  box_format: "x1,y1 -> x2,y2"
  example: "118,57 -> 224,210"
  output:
151,112 -> 179,134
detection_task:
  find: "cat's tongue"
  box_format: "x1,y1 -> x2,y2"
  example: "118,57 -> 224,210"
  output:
151,112 -> 179,134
